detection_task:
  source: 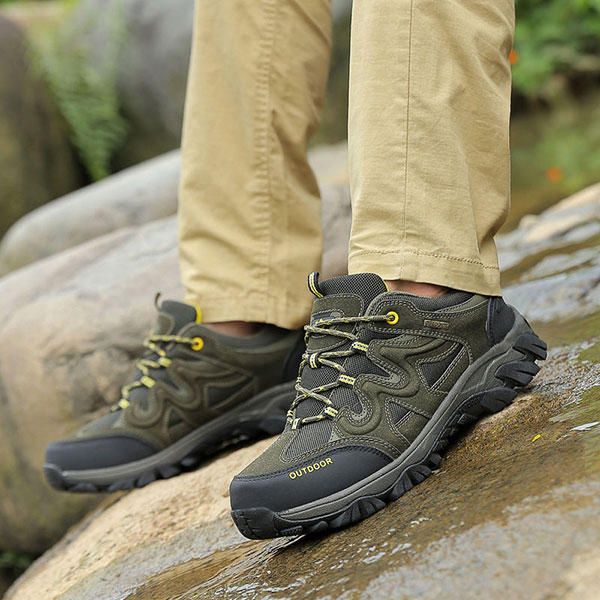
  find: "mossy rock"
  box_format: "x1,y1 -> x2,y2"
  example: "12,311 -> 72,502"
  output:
0,16 -> 83,237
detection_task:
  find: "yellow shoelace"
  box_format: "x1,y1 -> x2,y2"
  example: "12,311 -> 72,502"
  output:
287,311 -> 398,429
116,334 -> 204,410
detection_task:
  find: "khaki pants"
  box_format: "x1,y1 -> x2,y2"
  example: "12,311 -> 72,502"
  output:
179,0 -> 515,329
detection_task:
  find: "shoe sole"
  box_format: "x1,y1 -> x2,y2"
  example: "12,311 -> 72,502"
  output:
231,313 -> 547,539
44,380 -> 296,493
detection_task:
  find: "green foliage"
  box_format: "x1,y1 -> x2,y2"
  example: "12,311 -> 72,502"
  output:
514,0 -> 600,99
0,552 -> 32,572
0,550 -> 33,589
0,0 -> 57,4
31,3 -> 127,181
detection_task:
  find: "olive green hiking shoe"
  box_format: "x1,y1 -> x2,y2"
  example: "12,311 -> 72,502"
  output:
45,299 -> 304,493
230,272 -> 547,539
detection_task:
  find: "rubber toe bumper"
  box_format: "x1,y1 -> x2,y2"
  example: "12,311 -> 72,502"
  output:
45,436 -> 157,474
229,446 -> 392,514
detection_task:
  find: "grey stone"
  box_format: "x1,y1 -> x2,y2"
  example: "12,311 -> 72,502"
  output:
72,0 -> 193,167
500,182 -> 600,323
0,217 -> 181,554
0,151 -> 180,274
498,183 -> 600,272
504,264 -> 600,323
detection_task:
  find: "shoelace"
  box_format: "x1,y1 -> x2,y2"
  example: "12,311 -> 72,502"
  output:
287,311 -> 398,429
115,334 -> 204,410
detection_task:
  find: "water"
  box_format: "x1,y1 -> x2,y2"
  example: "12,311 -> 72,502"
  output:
509,92 -> 600,230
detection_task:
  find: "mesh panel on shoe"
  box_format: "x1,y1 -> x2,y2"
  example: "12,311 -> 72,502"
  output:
345,353 -> 387,377
320,273 -> 387,305
387,402 -> 409,425
155,300 -> 197,335
295,274 -> 385,420
419,342 -> 462,387
288,274 -> 387,456
284,419 -> 334,459
296,366 -> 339,419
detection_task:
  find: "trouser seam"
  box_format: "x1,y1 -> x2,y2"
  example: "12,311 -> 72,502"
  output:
402,0 -> 415,249
254,0 -> 279,320
350,248 -> 498,269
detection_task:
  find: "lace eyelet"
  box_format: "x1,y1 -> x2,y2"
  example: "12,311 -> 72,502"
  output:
191,337 -> 204,351
386,311 -> 399,325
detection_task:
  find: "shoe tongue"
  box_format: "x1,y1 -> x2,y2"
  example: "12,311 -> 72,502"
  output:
154,300 -> 198,334
297,274 -> 387,421
307,273 -> 387,352
317,273 -> 388,313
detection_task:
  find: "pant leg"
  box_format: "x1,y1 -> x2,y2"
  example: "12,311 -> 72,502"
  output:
348,0 -> 515,295
179,0 -> 331,329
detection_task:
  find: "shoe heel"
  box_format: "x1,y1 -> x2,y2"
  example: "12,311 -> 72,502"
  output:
245,380 -> 296,436
513,331 -> 548,361
495,330 -> 547,389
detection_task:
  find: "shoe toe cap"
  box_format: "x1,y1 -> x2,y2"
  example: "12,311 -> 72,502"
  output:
45,435 -> 157,472
230,446 -> 392,514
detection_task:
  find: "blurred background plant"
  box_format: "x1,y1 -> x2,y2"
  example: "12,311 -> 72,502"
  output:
0,552 -> 32,594
512,0 -> 600,102
31,2 -> 128,181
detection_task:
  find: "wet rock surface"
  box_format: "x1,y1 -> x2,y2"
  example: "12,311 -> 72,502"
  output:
7,348 -> 600,600
5,183 -> 600,598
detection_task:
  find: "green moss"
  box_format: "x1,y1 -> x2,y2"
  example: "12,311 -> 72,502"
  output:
581,386 -> 600,405
29,2 -> 128,181
0,551 -> 34,592
533,310 -> 600,347
579,341 -> 600,364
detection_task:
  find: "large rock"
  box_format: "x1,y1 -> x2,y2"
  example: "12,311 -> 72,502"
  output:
0,15 -> 83,236
0,143 -> 350,275
0,217 -> 182,554
500,182 -> 600,326
0,151 -> 181,274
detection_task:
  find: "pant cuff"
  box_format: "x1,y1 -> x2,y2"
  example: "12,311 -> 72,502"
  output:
348,249 -> 501,296
184,291 -> 312,330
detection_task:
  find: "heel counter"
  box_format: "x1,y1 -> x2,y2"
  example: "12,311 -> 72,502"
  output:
486,297 -> 516,346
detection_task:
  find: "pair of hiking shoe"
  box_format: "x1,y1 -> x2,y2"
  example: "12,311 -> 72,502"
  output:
45,272 -> 546,539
